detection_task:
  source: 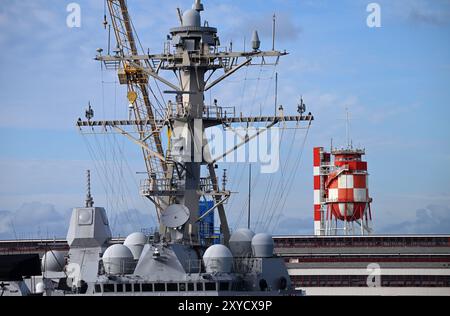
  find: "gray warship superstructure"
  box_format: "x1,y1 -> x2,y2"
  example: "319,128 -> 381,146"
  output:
1,0 -> 313,296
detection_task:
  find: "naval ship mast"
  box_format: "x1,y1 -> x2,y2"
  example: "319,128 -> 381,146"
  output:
77,0 -> 313,246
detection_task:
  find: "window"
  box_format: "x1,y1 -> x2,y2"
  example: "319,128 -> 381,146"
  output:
142,283 -> 153,292
219,282 -> 229,291
179,283 -> 186,291
103,284 -> 114,292
154,283 -> 165,291
187,283 -> 194,291
94,284 -> 102,293
125,284 -> 132,292
133,283 -> 141,292
78,209 -> 93,225
167,283 -> 178,291
196,283 -> 204,291
116,284 -> 123,292
205,282 -> 216,291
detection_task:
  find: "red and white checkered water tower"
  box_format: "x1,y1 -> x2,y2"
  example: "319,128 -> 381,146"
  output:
313,146 -> 373,235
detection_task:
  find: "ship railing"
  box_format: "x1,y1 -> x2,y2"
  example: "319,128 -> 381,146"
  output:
140,178 -> 185,196
199,177 -> 217,192
202,105 -> 236,120
140,177 -> 217,196
325,198 -> 371,203
166,101 -> 189,119
165,101 -> 235,120
184,257 -> 262,274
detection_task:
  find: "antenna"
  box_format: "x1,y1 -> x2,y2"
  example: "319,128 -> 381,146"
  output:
85,102 -> 94,121
345,107 -> 350,148
85,170 -> 94,208
176,8 -> 183,25
248,163 -> 252,230
193,0 -> 204,12
103,0 -> 108,29
272,14 -> 276,51
222,169 -> 228,191
107,24 -> 111,55
251,30 -> 260,51
274,72 -> 278,116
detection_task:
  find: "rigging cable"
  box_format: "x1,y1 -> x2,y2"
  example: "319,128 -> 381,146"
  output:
260,127 -> 298,231
112,133 -> 157,229
260,119 -> 301,229
268,120 -> 312,233
254,125 -> 287,230
230,64 -> 262,228
226,64 -> 250,217
129,11 -> 166,118
233,66 -> 277,229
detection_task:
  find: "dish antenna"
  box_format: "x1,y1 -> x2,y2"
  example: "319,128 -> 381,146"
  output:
161,204 -> 190,228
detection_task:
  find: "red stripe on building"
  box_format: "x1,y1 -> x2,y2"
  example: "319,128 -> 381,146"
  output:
314,176 -> 321,190
313,147 -> 322,166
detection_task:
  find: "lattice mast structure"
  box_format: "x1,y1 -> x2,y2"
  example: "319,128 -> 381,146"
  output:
78,0 -> 313,246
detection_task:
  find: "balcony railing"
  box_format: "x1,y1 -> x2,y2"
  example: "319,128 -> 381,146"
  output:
140,177 -> 217,196
166,101 -> 235,120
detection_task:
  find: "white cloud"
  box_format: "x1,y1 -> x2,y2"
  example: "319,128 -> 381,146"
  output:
0,202 -> 69,239
0,201 -> 156,240
0,211 -> 14,234
382,204 -> 450,234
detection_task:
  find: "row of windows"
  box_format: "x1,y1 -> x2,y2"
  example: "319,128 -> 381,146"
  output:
274,237 -> 450,248
94,281 -> 231,293
291,275 -> 450,287
286,255 -> 450,263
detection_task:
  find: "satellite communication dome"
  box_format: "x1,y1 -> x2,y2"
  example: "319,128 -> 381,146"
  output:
182,9 -> 201,27
35,282 -> 45,294
229,228 -> 255,257
124,232 -> 147,260
102,244 -> 135,275
41,251 -> 66,272
161,204 -> 190,228
251,233 -> 274,258
202,244 -> 233,273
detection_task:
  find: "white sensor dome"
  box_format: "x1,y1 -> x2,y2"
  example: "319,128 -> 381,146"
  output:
124,232 -> 147,260
35,282 -> 45,294
203,244 -> 233,273
102,244 -> 135,275
251,233 -> 274,258
41,251 -> 66,272
229,228 -> 255,257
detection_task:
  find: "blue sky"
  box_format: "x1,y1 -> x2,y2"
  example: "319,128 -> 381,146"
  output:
0,0 -> 449,239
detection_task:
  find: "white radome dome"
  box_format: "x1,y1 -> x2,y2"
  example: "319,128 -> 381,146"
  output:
124,232 -> 147,246
251,233 -> 274,258
124,232 -> 147,260
41,251 -> 66,272
102,244 -> 135,275
35,282 -> 45,294
229,228 -> 255,257
202,244 -> 233,273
